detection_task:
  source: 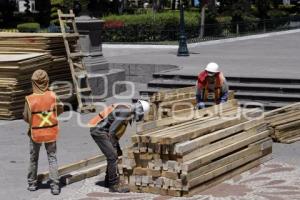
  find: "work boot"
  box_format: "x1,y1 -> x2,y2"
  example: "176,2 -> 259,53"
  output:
27,183 -> 38,192
109,184 -> 130,193
50,184 -> 61,195
104,177 -> 109,188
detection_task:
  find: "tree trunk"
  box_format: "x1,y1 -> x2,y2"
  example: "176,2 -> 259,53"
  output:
191,0 -> 194,7
199,4 -> 206,38
171,0 -> 176,10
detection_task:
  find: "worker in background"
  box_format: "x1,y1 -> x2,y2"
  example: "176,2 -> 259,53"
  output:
23,69 -> 64,195
88,100 -> 150,193
196,62 -> 229,109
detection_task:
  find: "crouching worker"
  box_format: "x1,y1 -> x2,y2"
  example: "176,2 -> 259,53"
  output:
196,62 -> 229,109
24,69 -> 64,195
88,100 -> 150,193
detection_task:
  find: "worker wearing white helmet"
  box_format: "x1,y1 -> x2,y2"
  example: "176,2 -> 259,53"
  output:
196,62 -> 229,109
88,100 -> 150,193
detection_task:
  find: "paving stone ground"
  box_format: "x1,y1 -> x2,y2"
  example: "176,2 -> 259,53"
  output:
29,158 -> 300,200
1,30 -> 300,200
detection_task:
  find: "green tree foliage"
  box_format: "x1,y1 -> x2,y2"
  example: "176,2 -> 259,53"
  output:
255,0 -> 272,19
218,0 -> 234,14
36,0 -> 51,26
231,0 -> 251,22
0,0 -> 17,27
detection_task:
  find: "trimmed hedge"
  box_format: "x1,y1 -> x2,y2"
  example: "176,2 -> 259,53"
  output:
17,23 -> 40,32
102,11 -> 200,42
101,10 -> 298,43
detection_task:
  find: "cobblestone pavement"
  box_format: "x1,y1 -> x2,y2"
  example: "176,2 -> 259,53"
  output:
29,159 -> 300,200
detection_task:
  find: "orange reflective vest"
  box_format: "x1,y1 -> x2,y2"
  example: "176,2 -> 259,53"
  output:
88,104 -> 116,127
198,71 -> 224,104
88,104 -> 131,139
26,91 -> 59,143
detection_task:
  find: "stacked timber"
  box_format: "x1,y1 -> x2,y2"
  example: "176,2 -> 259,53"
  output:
0,33 -> 75,119
119,100 -> 272,197
0,32 -> 74,90
144,86 -> 234,122
0,52 -> 52,119
265,102 -> 300,143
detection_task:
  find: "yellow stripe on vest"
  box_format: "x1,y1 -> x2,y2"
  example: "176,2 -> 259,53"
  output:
37,112 -> 53,127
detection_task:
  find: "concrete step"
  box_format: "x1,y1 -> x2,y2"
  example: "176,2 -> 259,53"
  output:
88,69 -> 126,101
148,79 -> 195,88
144,73 -> 300,110
147,79 -> 300,93
235,91 -> 300,102
228,82 -> 300,93
153,72 -> 300,84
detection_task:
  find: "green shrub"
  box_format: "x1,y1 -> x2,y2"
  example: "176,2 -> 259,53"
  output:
229,15 -> 259,34
267,10 -> 290,29
268,9 -> 289,18
216,16 -> 232,23
102,11 -> 200,42
278,4 -> 297,14
17,23 -> 40,32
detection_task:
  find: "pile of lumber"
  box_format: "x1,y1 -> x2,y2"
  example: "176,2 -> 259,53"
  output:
144,86 -> 234,122
265,102 -> 300,143
0,33 -> 75,119
0,52 -> 52,119
119,100 -> 272,197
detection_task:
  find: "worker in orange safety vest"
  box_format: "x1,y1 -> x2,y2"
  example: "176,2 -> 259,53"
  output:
88,100 -> 150,193
23,69 -> 63,195
196,62 -> 229,109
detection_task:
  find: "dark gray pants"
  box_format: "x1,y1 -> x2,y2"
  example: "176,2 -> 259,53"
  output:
91,133 -> 119,186
28,138 -> 59,187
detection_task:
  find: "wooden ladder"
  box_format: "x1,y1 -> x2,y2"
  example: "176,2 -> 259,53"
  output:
57,9 -> 96,113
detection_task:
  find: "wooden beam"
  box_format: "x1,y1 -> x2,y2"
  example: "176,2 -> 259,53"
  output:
182,139 -> 270,182
181,130 -> 270,173
174,119 -> 265,155
136,99 -> 238,133
187,143 -> 271,189
37,154 -> 106,182
62,162 -> 107,185
180,127 -> 263,162
184,155 -> 272,197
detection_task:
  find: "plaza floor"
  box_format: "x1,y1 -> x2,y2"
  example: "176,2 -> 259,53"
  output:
1,30 -> 300,200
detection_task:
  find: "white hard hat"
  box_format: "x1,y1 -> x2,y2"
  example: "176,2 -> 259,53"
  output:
138,100 -> 150,114
205,62 -> 219,73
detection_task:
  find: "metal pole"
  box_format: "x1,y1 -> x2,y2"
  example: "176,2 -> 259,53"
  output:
177,4 -> 189,56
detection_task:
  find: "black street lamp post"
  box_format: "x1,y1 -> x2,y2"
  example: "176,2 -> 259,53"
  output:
177,4 -> 189,57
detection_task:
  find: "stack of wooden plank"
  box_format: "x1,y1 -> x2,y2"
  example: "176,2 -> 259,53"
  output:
265,102 -> 300,143
0,32 -> 77,55
119,100 -> 272,197
0,32 -> 75,86
0,32 -> 75,119
144,86 -> 234,122
0,52 -> 53,119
